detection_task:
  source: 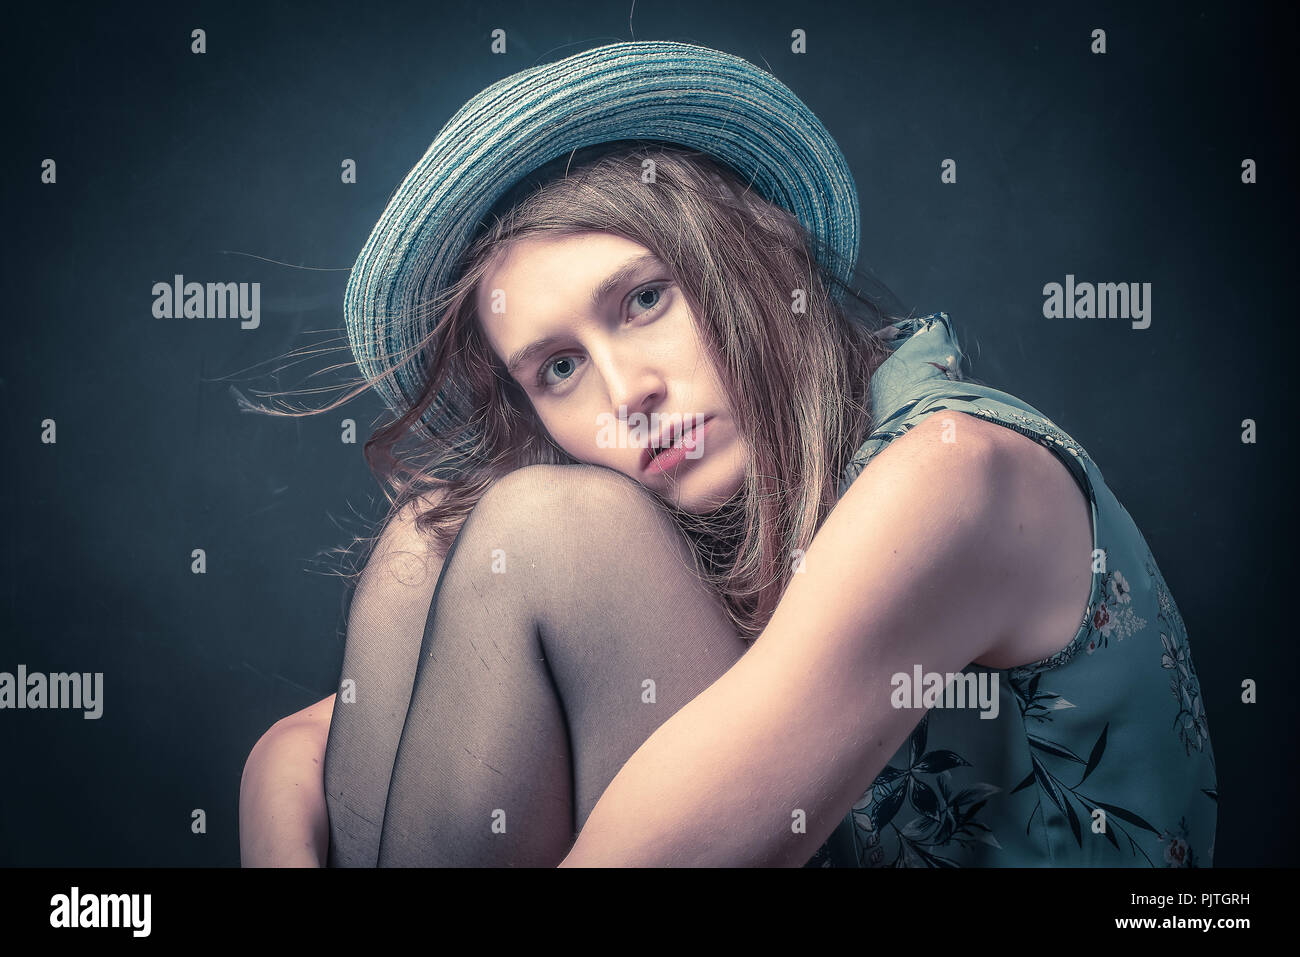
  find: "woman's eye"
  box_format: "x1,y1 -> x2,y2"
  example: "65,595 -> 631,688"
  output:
535,282 -> 672,391
631,283 -> 665,314
631,280 -> 676,317
539,355 -> 579,388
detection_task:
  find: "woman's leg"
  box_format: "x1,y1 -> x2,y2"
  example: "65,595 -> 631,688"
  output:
376,464 -> 750,866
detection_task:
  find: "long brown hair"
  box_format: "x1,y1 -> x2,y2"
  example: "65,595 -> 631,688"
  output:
266,142 -> 908,640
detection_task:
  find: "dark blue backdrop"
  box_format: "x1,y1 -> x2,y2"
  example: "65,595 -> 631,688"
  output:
2,0 -> 1294,865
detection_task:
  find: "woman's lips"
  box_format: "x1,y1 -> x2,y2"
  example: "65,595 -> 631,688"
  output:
643,417 -> 711,475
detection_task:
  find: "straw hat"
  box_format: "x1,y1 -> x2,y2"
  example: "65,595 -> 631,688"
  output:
344,39 -> 860,441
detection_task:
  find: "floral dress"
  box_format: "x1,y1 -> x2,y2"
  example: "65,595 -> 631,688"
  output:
805,312 -> 1218,867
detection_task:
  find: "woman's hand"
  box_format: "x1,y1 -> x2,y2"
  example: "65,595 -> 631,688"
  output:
239,694 -> 336,867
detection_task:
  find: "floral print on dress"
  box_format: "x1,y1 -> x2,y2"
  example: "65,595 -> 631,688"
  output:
1160,816 -> 1200,868
1147,550 -> 1211,756
1084,565 -> 1148,652
965,405 -> 1090,463
1009,673 -> 1165,863
925,356 -> 964,380
847,713 -> 1003,867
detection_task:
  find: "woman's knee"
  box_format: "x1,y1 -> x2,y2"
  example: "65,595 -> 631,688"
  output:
467,463 -> 694,579
485,463 -> 655,510
480,465 -> 670,535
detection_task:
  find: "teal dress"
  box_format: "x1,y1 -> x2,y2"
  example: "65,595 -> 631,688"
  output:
806,312 -> 1218,867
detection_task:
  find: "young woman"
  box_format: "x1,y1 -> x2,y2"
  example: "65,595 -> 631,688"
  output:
238,41 -> 1217,867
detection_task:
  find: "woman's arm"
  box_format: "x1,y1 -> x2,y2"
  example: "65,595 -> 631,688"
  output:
240,694 -> 336,867
560,413 -> 1058,866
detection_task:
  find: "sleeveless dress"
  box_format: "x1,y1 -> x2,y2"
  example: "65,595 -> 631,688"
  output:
804,312 -> 1219,867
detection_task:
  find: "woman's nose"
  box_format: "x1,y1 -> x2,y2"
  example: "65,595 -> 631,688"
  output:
600,353 -> 665,420
611,379 -> 666,425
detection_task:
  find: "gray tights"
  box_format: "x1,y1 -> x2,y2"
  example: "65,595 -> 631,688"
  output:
323,464 -> 755,866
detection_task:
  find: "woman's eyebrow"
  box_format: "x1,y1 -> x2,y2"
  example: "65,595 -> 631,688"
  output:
585,252 -> 661,312
505,253 -> 662,376
506,334 -> 566,377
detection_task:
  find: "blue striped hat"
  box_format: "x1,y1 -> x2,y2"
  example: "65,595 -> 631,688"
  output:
344,39 -> 861,442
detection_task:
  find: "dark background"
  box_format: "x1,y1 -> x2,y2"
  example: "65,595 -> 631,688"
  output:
1,0 -> 1294,866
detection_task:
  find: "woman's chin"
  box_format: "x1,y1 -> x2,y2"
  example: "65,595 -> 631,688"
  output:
660,473 -> 745,515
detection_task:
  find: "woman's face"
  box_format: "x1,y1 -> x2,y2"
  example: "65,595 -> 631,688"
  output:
476,231 -> 748,513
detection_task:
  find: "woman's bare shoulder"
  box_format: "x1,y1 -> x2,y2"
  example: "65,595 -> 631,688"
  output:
879,410 -> 1093,669
845,409 -> 1092,667
854,409 -> 1005,481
